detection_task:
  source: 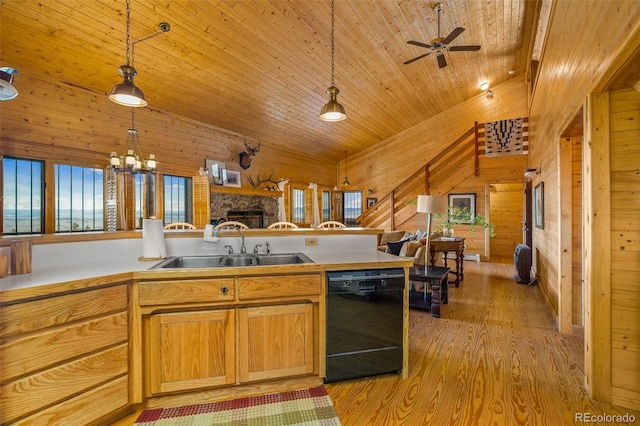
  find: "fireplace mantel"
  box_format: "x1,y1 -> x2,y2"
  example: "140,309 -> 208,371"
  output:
210,185 -> 282,198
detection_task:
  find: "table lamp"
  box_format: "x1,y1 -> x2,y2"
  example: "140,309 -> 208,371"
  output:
417,194 -> 447,268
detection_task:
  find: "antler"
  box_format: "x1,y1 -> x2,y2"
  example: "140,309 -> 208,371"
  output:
247,170 -> 278,189
244,140 -> 261,153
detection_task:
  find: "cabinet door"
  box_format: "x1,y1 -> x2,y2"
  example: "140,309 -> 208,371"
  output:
149,309 -> 235,394
238,303 -> 314,383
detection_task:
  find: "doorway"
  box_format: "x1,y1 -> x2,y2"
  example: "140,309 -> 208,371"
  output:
488,182 -> 524,264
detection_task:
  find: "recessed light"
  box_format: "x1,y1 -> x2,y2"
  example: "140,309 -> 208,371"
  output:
509,69 -> 516,75
480,82 -> 489,91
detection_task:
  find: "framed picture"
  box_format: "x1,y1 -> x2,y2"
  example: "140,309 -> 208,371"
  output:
448,193 -> 476,223
366,197 -> 377,209
222,169 -> 241,188
205,159 -> 225,185
534,182 -> 544,229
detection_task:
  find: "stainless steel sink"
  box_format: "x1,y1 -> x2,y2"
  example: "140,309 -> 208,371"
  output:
255,253 -> 313,265
149,253 -> 313,269
223,255 -> 255,266
150,255 -> 226,269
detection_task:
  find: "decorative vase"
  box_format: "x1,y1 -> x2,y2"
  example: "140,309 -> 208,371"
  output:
443,227 -> 454,237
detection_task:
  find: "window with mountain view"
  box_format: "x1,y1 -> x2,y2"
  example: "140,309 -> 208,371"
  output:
2,157 -> 44,234
343,190 -> 362,226
55,164 -> 104,232
164,175 -> 192,224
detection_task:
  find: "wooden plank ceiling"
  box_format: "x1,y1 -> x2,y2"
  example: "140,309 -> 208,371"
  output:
0,0 -> 538,162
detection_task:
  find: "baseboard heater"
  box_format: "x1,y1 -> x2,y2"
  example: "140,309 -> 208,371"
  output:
444,252 -> 480,262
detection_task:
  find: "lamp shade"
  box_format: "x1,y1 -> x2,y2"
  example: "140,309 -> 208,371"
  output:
108,65 -> 147,107
417,195 -> 446,214
320,86 -> 346,122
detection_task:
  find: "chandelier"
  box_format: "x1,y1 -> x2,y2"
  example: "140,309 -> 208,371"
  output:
109,109 -> 156,173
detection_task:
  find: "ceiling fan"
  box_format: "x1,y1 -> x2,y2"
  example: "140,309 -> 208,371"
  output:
404,2 -> 480,68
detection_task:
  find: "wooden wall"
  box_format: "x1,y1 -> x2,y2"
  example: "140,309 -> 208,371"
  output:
345,77 -> 529,261
527,0 -> 639,411
609,89 -> 640,410
0,72 -> 336,188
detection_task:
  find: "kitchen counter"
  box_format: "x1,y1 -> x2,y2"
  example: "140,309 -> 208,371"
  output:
0,250 -> 411,303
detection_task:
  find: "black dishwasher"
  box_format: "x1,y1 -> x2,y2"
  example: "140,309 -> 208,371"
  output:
325,268 -> 405,383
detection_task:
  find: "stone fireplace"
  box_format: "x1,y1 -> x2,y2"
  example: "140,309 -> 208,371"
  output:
210,193 -> 279,228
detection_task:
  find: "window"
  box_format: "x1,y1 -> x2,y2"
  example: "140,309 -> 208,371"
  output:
322,190 -> 331,221
291,188 -> 305,223
343,190 -> 362,226
164,175 -> 192,224
2,157 -> 44,234
54,164 -> 104,232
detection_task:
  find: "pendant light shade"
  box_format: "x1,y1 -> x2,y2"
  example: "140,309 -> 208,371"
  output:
0,67 -> 19,101
108,0 -> 147,107
109,65 -> 147,107
342,151 -> 350,186
320,86 -> 346,122
320,0 -> 346,122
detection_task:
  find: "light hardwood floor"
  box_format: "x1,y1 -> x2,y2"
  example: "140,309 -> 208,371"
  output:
326,261 -> 639,425
113,261 -> 639,425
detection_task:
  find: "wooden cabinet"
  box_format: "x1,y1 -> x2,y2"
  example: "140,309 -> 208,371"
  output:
238,303 -> 314,382
140,273 -> 321,396
149,309 -> 235,394
0,283 -> 129,425
139,278 -> 235,306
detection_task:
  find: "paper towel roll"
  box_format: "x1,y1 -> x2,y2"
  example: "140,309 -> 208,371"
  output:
142,219 -> 167,259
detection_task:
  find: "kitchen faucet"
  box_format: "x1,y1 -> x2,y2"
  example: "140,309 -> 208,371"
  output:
205,225 -> 245,254
231,227 -> 246,254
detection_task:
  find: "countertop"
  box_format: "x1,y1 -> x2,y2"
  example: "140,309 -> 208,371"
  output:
0,250 -> 412,303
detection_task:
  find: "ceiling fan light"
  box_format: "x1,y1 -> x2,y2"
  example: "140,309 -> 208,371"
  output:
320,86 -> 347,122
108,65 -> 147,107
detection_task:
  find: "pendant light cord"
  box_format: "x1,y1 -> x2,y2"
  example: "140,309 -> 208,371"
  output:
330,0 -> 335,86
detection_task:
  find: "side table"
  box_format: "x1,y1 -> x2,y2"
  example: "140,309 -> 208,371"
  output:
408,266 -> 449,318
429,237 -> 465,287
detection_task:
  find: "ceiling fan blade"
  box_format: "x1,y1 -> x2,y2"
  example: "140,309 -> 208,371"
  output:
442,27 -> 465,45
449,45 -> 481,51
403,53 -> 431,65
407,40 -> 432,49
437,54 -> 447,68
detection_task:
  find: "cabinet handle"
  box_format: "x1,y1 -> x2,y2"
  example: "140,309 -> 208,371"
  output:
221,286 -> 228,295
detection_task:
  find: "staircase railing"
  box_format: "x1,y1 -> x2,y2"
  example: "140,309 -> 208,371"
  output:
358,118 -> 528,230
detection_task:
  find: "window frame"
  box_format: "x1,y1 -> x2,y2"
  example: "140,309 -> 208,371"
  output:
2,156 -> 45,235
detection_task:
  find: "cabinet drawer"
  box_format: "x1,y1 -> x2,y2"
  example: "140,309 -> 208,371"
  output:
139,278 -> 235,305
238,274 -> 321,300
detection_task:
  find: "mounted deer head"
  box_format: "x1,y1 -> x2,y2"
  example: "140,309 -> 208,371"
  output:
239,140 -> 261,170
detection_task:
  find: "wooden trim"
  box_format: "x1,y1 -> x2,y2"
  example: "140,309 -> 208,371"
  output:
583,92 -> 612,402
211,184 -> 282,197
558,136 -> 573,334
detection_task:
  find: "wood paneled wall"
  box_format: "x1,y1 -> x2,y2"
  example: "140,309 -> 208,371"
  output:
346,78 -> 529,261
0,72 -> 336,188
528,0 -> 639,411
609,89 -> 640,410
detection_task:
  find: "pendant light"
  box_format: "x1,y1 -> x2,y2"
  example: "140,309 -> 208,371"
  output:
109,108 -> 157,173
342,151 -> 350,186
319,0 -> 347,122
0,67 -> 19,101
108,0 -> 147,107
